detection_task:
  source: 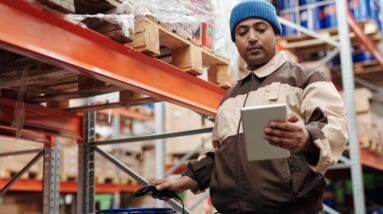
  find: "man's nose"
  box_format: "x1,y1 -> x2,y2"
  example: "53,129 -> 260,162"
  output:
248,30 -> 258,44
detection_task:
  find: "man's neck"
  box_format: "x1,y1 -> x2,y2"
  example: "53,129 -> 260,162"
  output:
246,52 -> 277,70
241,52 -> 287,79
247,62 -> 268,71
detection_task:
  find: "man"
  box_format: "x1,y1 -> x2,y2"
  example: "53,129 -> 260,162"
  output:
153,0 -> 348,213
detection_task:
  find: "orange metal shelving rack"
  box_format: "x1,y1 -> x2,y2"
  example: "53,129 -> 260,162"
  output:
1,0 -> 383,213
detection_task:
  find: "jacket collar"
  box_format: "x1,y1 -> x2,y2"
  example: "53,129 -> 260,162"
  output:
239,52 -> 287,81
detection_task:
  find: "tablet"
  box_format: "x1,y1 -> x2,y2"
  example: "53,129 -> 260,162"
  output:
241,103 -> 291,161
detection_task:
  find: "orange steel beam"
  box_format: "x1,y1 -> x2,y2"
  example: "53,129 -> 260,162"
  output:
347,12 -> 383,66
360,149 -> 383,171
0,125 -> 50,143
60,181 -> 141,193
0,1 -> 225,116
0,179 -> 141,193
0,97 -> 82,139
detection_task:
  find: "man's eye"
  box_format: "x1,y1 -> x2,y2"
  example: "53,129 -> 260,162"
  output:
238,30 -> 248,36
257,28 -> 266,33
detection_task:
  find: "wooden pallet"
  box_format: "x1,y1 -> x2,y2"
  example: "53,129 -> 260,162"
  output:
353,60 -> 383,75
120,177 -> 138,185
125,17 -> 234,88
96,176 -> 119,184
358,133 -> 383,154
279,20 -> 381,60
61,174 -> 77,182
331,60 -> 383,86
0,169 -> 42,180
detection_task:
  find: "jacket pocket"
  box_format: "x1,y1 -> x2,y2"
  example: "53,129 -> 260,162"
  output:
294,170 -> 325,200
290,155 -> 326,200
265,82 -> 288,104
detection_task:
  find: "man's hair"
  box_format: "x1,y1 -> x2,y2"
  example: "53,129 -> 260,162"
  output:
230,0 -> 282,41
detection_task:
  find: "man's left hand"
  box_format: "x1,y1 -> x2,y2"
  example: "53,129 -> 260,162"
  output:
264,114 -> 310,153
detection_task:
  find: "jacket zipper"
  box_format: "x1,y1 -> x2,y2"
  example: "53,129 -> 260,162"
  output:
235,74 -> 253,211
235,135 -> 242,211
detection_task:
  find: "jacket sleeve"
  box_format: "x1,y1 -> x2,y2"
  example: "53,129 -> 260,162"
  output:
301,73 -> 349,174
182,152 -> 215,192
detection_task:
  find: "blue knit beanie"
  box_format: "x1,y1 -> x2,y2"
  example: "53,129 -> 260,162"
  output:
230,0 -> 282,41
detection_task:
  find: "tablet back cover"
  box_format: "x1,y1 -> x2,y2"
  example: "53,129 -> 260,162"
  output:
241,103 -> 291,161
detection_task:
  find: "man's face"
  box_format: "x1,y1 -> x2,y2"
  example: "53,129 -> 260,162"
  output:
234,18 -> 277,70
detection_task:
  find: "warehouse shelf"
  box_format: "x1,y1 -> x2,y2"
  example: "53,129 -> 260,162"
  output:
0,1 -> 226,213
0,1 -> 225,117
1,0 -> 383,213
279,19 -> 381,60
0,97 -> 82,139
360,149 -> 383,172
278,1 -> 383,213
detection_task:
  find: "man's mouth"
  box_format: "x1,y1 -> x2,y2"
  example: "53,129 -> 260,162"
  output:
247,46 -> 262,53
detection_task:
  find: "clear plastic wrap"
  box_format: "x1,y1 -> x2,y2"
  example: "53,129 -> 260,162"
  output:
213,0 -> 240,79
117,0 -> 215,40
65,13 -> 135,37
10,68 -> 28,139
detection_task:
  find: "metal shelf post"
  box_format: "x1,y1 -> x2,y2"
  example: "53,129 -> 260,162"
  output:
77,111 -> 96,213
335,0 -> 366,213
42,137 -> 61,214
155,102 -> 166,208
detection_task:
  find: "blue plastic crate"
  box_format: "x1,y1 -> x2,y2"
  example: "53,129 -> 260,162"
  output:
323,3 -> 337,28
300,7 -> 324,31
96,208 -> 176,214
349,0 -> 373,21
368,209 -> 383,214
280,11 -> 298,35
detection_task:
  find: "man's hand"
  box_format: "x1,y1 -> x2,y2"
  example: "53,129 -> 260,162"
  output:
151,176 -> 198,200
264,114 -> 311,153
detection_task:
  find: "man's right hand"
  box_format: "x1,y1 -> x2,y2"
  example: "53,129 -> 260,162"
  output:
151,176 -> 198,200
